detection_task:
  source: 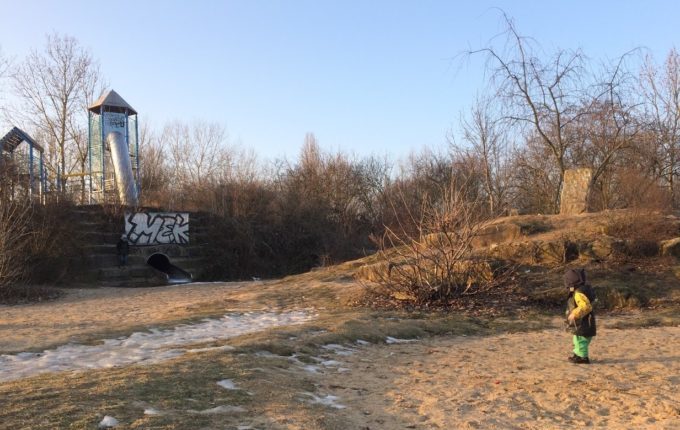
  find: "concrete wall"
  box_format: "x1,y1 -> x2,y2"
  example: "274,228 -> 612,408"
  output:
560,168 -> 593,215
124,212 -> 189,245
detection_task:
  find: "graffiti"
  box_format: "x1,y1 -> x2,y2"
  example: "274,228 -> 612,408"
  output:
125,212 -> 189,245
103,112 -> 127,136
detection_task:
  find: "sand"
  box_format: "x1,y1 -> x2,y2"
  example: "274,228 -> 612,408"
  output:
1,284 -> 678,429
319,326 -> 680,429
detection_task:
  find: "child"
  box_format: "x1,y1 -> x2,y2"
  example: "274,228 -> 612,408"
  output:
564,268 -> 597,364
116,234 -> 129,267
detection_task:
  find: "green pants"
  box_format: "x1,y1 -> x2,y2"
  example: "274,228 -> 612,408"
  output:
573,335 -> 592,358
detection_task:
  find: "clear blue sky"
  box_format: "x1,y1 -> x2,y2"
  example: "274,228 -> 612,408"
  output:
0,1 -> 678,161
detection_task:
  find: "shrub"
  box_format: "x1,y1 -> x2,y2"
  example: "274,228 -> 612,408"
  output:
0,198 -> 32,295
0,197 -> 85,301
368,183 -> 515,305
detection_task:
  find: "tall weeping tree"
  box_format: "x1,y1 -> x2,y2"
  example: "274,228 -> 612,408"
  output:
11,33 -> 103,195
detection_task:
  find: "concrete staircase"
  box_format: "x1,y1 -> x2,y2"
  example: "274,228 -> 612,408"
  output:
73,206 -> 207,287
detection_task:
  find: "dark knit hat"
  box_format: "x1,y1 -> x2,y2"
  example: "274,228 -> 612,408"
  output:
564,268 -> 586,288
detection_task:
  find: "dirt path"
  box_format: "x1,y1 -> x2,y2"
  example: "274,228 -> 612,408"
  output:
318,325 -> 680,429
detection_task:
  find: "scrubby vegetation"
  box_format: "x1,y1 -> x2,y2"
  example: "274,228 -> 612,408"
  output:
2,22 -> 680,313
0,197 -> 83,302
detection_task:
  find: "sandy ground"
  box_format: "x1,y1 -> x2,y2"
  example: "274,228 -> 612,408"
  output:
0,282 -> 257,353
1,284 -> 679,429
319,326 -> 680,429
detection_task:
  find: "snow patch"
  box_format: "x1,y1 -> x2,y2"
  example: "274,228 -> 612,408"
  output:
321,344 -> 356,356
217,379 -> 238,390
385,336 -> 418,344
301,392 -> 346,409
98,415 -> 119,428
302,364 -> 321,373
188,405 -> 246,414
0,310 -> 315,382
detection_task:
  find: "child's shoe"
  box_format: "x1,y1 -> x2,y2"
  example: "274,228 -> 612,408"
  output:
568,354 -> 590,364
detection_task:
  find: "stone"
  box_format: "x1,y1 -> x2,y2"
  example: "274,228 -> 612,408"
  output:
660,237 -> 680,258
560,168 -> 593,215
471,223 -> 522,248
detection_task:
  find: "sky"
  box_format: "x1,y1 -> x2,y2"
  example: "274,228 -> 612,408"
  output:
0,1 -> 678,161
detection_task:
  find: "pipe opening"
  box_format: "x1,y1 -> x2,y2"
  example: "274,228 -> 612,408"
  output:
147,253 -> 192,284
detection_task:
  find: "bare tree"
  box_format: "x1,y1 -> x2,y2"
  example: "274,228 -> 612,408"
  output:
67,66 -> 106,203
566,53 -> 641,209
11,33 -> 101,194
0,46 -> 10,99
161,119 -> 231,208
138,121 -> 170,206
469,13 -> 587,213
0,46 -> 13,130
639,48 -> 680,206
508,138 -> 561,214
453,96 -> 511,215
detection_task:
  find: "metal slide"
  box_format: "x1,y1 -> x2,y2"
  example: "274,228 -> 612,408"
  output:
146,253 -> 193,284
106,131 -> 138,207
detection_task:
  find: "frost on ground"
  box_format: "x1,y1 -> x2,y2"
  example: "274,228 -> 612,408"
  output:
217,379 -> 238,390
385,336 -> 418,344
188,405 -> 246,414
98,415 -> 119,428
300,392 -> 347,409
0,310 -> 314,382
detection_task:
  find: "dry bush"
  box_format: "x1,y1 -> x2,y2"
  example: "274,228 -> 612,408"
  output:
369,183 -> 514,305
0,196 -> 86,300
604,210 -> 678,242
602,209 -> 679,259
595,168 -> 672,211
0,198 -> 32,295
26,200 -> 87,283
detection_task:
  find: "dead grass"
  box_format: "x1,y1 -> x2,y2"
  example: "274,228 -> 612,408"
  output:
1,209 -> 679,429
0,303 -> 556,430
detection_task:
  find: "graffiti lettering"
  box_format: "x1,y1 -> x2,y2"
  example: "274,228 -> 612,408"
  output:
125,212 -> 189,245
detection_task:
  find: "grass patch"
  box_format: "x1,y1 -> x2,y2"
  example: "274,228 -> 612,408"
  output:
0,306 -> 559,429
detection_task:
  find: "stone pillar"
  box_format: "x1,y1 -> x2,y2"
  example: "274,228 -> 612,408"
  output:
560,168 -> 592,215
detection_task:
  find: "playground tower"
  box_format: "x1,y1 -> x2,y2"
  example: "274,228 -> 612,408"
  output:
87,90 -> 139,206
0,127 -> 46,200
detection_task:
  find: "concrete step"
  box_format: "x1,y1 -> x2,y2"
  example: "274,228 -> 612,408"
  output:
82,231 -> 123,244
88,254 -> 148,267
83,244 -> 117,254
97,265 -> 159,280
72,206 -> 207,287
129,245 -> 205,258
93,256 -> 201,276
